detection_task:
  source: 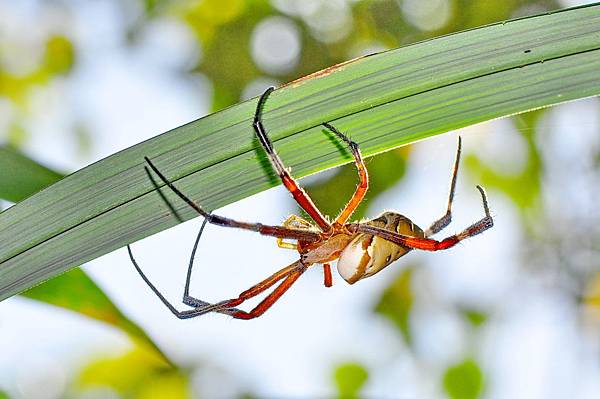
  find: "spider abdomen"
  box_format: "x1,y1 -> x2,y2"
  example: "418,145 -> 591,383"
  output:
337,212 -> 424,284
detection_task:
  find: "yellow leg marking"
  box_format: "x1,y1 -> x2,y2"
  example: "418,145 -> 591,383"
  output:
284,215 -> 312,228
276,215 -> 313,250
277,240 -> 298,250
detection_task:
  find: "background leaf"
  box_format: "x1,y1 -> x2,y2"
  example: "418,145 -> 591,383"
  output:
77,347 -> 187,398
443,358 -> 484,399
334,362 -> 369,399
0,146 -> 64,203
0,146 -> 169,363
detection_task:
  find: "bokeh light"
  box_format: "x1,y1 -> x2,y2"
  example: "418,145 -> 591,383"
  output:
251,16 -> 301,75
400,0 -> 452,31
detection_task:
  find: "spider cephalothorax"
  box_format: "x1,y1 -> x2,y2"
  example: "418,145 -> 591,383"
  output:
128,87 -> 493,320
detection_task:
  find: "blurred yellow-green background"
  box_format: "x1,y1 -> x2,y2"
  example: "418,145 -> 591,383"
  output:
1,0 -> 599,398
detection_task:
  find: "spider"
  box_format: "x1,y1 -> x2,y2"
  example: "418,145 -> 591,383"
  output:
127,86 -> 494,320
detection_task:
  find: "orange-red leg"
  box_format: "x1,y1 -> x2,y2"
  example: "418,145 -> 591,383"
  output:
192,261 -> 307,319
354,186 -> 493,251
231,262 -> 301,300
229,267 -> 307,319
196,261 -> 309,319
323,263 -> 333,287
322,123 -> 369,225
253,87 -> 331,231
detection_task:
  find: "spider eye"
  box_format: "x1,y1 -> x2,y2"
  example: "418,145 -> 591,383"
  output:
386,255 -> 391,263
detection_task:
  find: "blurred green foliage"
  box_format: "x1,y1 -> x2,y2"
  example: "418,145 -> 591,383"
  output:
466,110 -> 544,224
334,362 -> 369,399
442,358 -> 484,399
461,309 -> 488,329
0,146 -> 64,203
76,348 -> 189,399
22,267 -> 168,362
178,0 -> 266,110
375,266 -> 414,344
0,34 -> 74,105
43,35 -> 75,75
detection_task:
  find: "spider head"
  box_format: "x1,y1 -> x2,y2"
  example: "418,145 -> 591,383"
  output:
336,212 -> 424,284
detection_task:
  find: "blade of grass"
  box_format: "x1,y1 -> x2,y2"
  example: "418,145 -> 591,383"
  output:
0,146 -> 170,363
1,4 -> 600,300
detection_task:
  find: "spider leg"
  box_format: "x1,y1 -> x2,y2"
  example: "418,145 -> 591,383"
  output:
181,218 -> 208,307
126,244 -> 240,318
144,166 -> 184,223
144,156 -> 322,243
277,215 -> 314,250
141,166 -> 209,308
179,261 -> 307,319
323,263 -> 333,287
354,186 -> 493,251
128,218 -> 307,319
253,87 -> 331,231
321,123 -> 369,226
425,137 -> 461,237
211,262 -> 308,320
